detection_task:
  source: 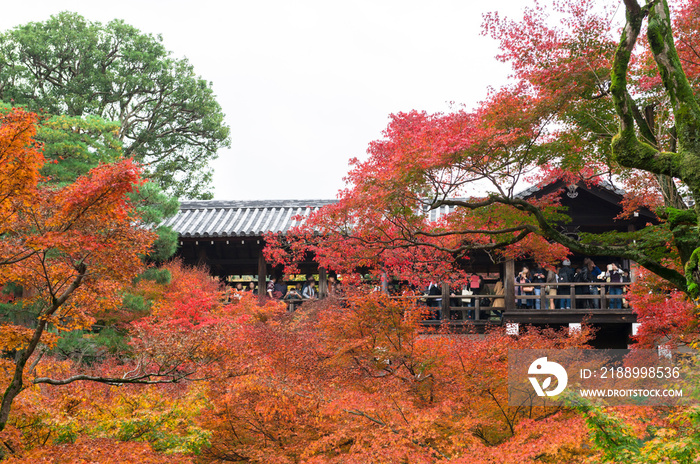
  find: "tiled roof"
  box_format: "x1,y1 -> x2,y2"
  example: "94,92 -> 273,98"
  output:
162,200 -> 338,238
165,198 -> 461,238
515,180 -> 626,199
164,181 -> 628,238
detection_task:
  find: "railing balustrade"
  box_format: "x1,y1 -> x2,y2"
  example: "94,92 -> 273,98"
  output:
278,282 -> 631,322
512,282 -> 629,311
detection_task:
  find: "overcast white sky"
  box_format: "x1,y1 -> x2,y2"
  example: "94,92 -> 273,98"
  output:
1,0 -> 534,201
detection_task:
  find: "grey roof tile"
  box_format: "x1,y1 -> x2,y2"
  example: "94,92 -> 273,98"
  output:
162,199 -> 338,238
165,181 -> 628,238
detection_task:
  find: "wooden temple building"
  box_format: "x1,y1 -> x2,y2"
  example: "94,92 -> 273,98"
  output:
162,180 -> 657,348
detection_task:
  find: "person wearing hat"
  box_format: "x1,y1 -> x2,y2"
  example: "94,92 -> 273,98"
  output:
557,259 -> 575,310
602,262 -> 625,309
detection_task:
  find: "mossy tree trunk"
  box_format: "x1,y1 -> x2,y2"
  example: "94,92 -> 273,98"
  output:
610,0 -> 700,296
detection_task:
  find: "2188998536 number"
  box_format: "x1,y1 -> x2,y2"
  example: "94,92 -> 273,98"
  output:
598,366 -> 680,379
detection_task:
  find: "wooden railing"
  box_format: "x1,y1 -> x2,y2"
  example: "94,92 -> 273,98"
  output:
511,282 -> 629,311
282,281 -> 631,322
414,282 -> 628,320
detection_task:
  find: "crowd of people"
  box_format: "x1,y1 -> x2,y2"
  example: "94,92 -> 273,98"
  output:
226,257 -> 631,314
421,275 -> 499,320
228,274 -> 343,307
412,257 -> 632,319
515,258 -> 631,310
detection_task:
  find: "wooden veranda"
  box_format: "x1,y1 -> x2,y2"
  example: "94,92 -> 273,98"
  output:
162,181 -> 651,348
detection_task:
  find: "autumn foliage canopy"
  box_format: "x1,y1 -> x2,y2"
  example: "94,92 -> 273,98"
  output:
0,106 -> 157,437
4,0 -> 700,462
264,0 -> 700,298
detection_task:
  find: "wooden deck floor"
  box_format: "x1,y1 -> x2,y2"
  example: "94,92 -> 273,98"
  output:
419,306 -> 636,332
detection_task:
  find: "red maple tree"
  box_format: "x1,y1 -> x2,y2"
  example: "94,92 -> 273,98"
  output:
0,108 -> 159,436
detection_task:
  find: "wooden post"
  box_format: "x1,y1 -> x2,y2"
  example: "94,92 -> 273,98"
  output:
504,260 -> 515,311
319,267 -> 328,298
600,284 -> 608,310
569,284 -> 576,310
540,284 -> 546,310
257,249 -> 267,302
441,282 -> 450,320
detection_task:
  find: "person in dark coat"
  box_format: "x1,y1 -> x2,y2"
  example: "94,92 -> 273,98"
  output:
583,257 -> 602,308
531,265 -> 547,309
557,259 -> 575,309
